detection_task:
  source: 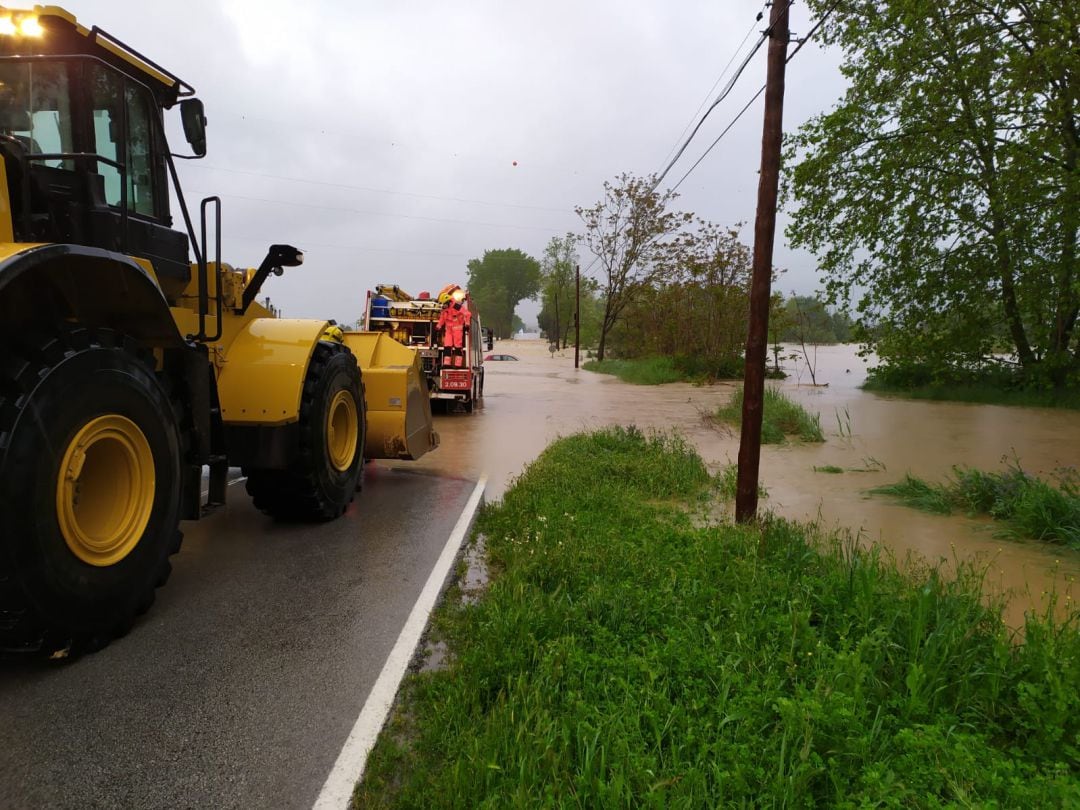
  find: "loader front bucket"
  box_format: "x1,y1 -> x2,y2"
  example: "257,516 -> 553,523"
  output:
342,332 -> 439,460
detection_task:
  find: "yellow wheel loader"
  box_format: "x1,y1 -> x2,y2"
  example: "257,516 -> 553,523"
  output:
0,7 -> 437,655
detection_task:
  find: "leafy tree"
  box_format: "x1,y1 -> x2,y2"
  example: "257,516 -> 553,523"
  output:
466,249 -> 541,339
537,234 -> 578,349
609,221 -> 754,377
786,0 -> 1079,387
576,173 -> 693,361
778,295 -> 853,344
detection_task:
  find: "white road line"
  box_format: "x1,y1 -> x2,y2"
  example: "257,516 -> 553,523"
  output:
312,476 -> 487,810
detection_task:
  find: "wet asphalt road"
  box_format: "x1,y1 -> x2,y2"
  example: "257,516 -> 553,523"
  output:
0,465 -> 478,809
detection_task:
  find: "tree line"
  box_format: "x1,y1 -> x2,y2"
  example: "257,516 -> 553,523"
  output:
466,0 -> 1076,393
465,172 -> 852,377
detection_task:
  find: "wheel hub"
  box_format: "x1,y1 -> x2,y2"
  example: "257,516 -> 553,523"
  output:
56,414 -> 155,566
326,390 -> 359,472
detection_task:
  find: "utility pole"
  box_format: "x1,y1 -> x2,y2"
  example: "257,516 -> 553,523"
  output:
574,264 -> 581,369
735,0 -> 790,524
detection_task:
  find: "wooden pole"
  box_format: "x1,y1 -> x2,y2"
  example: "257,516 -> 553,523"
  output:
574,264 -> 581,369
735,0 -> 790,524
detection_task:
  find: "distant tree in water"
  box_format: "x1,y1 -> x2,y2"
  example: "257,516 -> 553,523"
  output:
467,249 -> 541,339
777,295 -> 853,344
606,222 -> 756,379
537,234 -> 577,349
576,173 -> 692,361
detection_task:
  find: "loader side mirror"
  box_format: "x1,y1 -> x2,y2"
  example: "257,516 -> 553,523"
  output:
180,98 -> 207,157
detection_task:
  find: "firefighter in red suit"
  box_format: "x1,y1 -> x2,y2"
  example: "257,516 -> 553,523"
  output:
436,288 -> 472,367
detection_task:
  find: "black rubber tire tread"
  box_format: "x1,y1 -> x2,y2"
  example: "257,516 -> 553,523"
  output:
0,327 -> 184,656
244,341 -> 366,522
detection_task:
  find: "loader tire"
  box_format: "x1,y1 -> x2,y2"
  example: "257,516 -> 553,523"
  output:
245,342 -> 365,521
0,327 -> 183,656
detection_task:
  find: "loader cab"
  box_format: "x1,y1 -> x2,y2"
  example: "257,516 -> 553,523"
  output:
0,8 -> 200,301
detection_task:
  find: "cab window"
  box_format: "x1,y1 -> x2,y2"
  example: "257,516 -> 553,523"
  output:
0,61 -> 74,169
89,64 -> 158,217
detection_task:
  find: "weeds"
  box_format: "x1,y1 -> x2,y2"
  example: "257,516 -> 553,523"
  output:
583,355 -> 742,385
835,406 -> 853,439
849,456 -> 887,473
583,357 -> 684,385
715,462 -> 766,498
814,465 -> 844,474
863,368 -> 1080,410
357,427 -> 1080,807
869,461 -> 1080,548
715,386 -> 824,443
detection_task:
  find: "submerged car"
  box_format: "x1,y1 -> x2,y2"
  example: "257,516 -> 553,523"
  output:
484,354 -> 519,361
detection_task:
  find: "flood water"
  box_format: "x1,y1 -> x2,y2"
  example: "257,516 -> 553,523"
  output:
386,340 -> 1080,628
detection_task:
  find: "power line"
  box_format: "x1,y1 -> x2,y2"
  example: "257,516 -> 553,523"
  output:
784,2 -> 837,64
656,4 -> 766,170
670,85 -> 765,192
187,163 -> 577,216
186,188 -> 569,234
226,233 -> 468,259
653,0 -> 795,191
668,2 -> 838,193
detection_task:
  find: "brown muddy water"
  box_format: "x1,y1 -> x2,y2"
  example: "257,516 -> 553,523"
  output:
384,340 -> 1080,628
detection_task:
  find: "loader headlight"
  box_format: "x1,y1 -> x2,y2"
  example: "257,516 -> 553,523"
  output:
18,15 -> 42,37
0,13 -> 42,37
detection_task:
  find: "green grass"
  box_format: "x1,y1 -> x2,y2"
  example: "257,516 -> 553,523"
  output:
583,357 -> 685,385
863,375 -> 1080,410
814,465 -> 844,474
869,463 -> 1080,548
714,462 -> 766,499
583,354 -> 744,385
356,427 -> 1080,807
714,386 -> 824,443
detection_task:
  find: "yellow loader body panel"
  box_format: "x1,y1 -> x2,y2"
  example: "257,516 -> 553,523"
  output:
343,331 -> 439,460
215,318 -> 327,426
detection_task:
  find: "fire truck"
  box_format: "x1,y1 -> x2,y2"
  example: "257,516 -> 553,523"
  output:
362,284 -> 490,412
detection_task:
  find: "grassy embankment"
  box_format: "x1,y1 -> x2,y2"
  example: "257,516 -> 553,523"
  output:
714,386 -> 824,444
863,367 -> 1080,410
871,463 -> 1080,549
583,356 -> 751,385
583,357 -> 686,385
357,427 -> 1080,807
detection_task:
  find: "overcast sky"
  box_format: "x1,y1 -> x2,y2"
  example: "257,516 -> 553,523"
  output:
71,0 -> 845,326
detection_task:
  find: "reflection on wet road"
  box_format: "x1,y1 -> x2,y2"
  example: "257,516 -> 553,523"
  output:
404,340 -> 1080,627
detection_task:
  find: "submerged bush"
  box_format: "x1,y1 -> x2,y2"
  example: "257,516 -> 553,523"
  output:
870,462 -> 1080,548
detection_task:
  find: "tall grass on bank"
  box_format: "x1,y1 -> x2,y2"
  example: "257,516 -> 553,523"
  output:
357,427 -> 1080,807
870,463 -> 1080,548
863,367 -> 1080,410
584,355 -> 744,385
715,386 -> 824,443
583,357 -> 684,385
